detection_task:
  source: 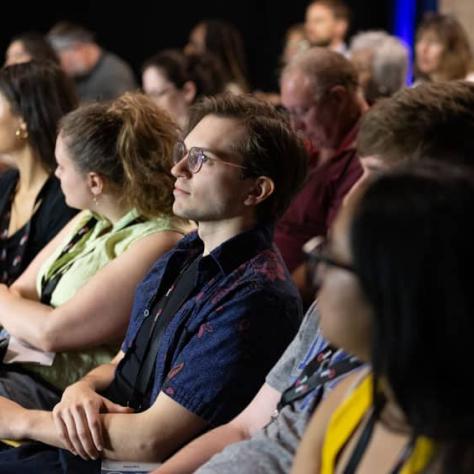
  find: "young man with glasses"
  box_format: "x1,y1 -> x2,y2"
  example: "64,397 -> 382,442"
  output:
0,94 -> 307,471
155,80 -> 474,474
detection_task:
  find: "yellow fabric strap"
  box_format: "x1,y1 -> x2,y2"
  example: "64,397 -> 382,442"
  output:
400,437 -> 436,474
321,373 -> 436,474
1,438 -> 22,448
321,374 -> 373,474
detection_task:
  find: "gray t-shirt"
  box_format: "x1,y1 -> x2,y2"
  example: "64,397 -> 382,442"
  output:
75,51 -> 137,102
196,303 -> 321,474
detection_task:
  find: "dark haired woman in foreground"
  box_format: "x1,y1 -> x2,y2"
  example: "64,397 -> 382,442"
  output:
293,162 -> 474,473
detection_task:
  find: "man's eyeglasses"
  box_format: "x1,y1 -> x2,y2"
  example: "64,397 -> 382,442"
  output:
172,141 -> 248,174
303,236 -> 356,290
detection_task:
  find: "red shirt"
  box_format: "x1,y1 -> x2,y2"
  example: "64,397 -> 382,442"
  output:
275,124 -> 362,272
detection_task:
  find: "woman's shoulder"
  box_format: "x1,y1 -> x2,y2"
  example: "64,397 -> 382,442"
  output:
127,213 -> 194,237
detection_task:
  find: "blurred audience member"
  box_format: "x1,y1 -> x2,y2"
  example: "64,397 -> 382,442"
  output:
185,19 -> 249,93
282,23 -> 310,66
48,21 -> 137,102
0,61 -> 78,285
142,49 -> 225,129
415,13 -> 474,83
305,0 -> 350,55
277,48 -> 365,276
5,31 -> 59,67
350,30 -> 409,105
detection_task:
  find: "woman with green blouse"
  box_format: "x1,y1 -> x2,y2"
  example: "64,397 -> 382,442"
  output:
0,92 -> 190,409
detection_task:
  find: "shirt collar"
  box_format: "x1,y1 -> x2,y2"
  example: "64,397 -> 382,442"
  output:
178,223 -> 274,277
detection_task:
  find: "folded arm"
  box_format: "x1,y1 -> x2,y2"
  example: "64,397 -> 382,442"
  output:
0,230 -> 181,352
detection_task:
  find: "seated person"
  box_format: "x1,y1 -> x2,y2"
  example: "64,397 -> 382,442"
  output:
142,49 -> 226,130
47,22 -> 137,102
4,31 -> 60,66
349,30 -> 409,105
156,80 -> 474,474
184,20 -> 249,94
292,162 -> 474,473
0,92 -> 188,409
0,61 -> 78,285
0,93 -> 307,472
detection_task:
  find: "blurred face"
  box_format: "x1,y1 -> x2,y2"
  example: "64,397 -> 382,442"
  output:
171,115 -> 256,223
416,30 -> 444,76
281,70 -> 331,148
142,66 -> 188,127
54,133 -> 91,210
317,196 -> 373,361
305,4 -> 338,47
282,29 -> 309,65
56,44 -> 88,77
5,40 -> 32,66
0,92 -> 27,163
184,23 -> 207,55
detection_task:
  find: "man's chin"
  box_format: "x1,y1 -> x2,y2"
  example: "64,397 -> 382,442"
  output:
309,38 -> 332,48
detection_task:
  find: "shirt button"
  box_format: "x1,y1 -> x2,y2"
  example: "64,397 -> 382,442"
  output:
143,309 -> 150,317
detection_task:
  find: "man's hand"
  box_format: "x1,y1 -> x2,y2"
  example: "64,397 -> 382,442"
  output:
52,381 -> 133,460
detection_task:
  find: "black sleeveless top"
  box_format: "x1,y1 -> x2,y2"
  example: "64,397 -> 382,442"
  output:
0,170 -> 78,285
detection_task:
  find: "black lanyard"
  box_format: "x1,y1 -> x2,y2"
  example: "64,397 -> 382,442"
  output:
343,400 -> 416,474
277,346 -> 362,411
123,256 -> 200,410
40,216 -> 97,305
0,176 -> 53,285
40,215 -> 144,305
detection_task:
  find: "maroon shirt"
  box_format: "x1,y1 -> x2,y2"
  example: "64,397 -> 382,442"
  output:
275,125 -> 362,272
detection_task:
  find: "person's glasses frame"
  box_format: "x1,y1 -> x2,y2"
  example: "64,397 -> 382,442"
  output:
173,141 -> 248,174
303,235 -> 357,290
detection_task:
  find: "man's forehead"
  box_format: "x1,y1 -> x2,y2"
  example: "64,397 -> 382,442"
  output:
185,114 -> 245,150
281,71 -> 314,101
307,3 -> 335,19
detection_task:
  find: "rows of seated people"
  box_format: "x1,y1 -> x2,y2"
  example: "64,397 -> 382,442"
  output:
0,1 -> 473,473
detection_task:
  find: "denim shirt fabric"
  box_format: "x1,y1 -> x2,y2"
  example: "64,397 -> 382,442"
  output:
120,224 -> 302,426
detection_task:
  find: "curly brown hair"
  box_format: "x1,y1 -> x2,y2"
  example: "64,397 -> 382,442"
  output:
59,92 -> 179,218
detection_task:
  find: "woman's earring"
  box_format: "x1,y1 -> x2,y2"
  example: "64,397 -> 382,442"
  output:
15,128 -> 28,140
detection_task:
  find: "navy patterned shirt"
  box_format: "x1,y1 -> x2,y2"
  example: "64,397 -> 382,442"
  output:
117,224 -> 302,426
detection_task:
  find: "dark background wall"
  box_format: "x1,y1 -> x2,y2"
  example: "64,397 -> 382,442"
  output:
1,1 -> 393,91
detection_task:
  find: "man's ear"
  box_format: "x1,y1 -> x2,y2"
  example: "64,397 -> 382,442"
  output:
87,171 -> 105,198
182,81 -> 197,105
243,176 -> 275,207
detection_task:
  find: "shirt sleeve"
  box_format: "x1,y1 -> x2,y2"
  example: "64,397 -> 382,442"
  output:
266,301 -> 321,392
160,288 -> 300,427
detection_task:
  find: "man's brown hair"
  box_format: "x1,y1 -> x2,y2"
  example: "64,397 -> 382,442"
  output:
358,81 -> 474,166
187,93 -> 308,222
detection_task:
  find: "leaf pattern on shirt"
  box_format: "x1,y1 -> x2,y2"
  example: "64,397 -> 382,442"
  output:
198,323 -> 213,338
166,362 -> 185,381
252,250 -> 287,281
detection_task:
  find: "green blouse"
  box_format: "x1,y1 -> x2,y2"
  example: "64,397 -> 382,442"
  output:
24,209 -> 188,390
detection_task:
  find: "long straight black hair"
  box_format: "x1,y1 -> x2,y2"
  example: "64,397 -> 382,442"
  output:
350,161 -> 474,473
